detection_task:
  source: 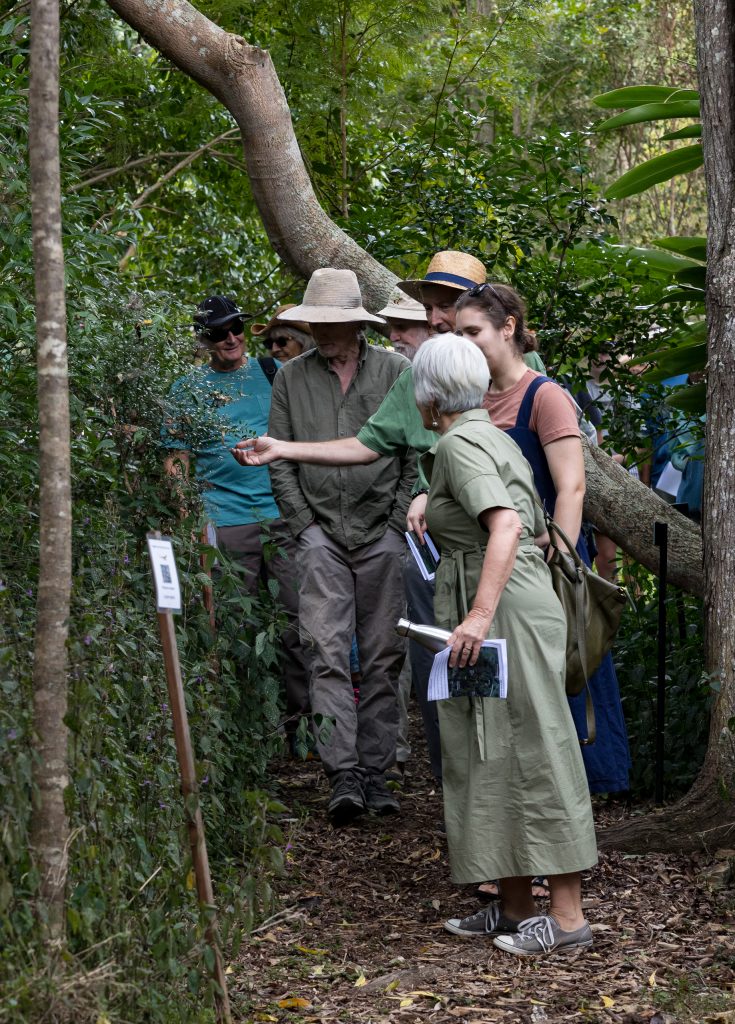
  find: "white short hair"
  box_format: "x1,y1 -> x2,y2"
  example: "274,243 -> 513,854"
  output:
413,334 -> 490,414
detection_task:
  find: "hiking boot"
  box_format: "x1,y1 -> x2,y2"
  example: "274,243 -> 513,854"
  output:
364,773 -> 400,815
493,914 -> 593,957
385,761 -> 406,785
327,770 -> 366,825
444,902 -> 522,939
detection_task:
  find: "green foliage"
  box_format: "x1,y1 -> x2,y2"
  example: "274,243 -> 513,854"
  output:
604,145 -> 703,200
596,100 -> 700,132
614,570 -> 709,797
1,24 -> 292,1021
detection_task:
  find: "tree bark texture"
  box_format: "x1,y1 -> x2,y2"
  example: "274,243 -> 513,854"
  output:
598,1 -> 735,854
29,0 -> 71,940
103,0 -> 707,599
582,439 -> 703,596
104,0 -> 398,309
696,0 -> 735,792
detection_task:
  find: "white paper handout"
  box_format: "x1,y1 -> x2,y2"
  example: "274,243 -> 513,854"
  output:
405,530 -> 441,582
147,536 -> 182,613
656,460 -> 683,499
428,639 -> 508,701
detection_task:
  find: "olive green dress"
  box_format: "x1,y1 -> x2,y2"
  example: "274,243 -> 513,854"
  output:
423,410 -> 597,882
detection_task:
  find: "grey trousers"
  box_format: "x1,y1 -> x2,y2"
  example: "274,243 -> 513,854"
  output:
215,520 -> 310,732
296,524 -> 406,777
395,654 -> 412,764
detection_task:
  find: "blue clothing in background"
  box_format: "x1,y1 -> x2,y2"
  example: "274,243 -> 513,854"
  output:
507,376 -> 631,793
161,359 -> 280,526
645,374 -> 688,489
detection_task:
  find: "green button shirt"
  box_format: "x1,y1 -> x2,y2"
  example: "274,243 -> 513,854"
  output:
268,343 -> 416,550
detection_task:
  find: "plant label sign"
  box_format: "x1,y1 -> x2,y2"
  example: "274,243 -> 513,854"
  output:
147,536 -> 182,613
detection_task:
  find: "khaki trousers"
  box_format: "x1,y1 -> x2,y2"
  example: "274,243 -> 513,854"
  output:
296,524 -> 406,777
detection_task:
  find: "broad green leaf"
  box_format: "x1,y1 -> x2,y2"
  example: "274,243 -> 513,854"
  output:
606,145 -> 704,199
643,344 -> 707,382
596,100 -> 700,131
646,319 -> 707,360
666,382 -> 707,414
675,266 -> 706,289
592,86 -> 699,110
610,245 -> 701,274
653,236 -> 706,261
662,125 -> 702,141
650,287 -> 705,306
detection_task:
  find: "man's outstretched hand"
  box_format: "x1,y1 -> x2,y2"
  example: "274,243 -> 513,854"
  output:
231,434 -> 283,466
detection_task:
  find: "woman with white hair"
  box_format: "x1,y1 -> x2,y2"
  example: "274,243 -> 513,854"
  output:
412,335 -> 597,957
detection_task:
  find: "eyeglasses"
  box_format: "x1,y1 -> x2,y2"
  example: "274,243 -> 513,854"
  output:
467,282 -> 506,308
198,317 -> 245,343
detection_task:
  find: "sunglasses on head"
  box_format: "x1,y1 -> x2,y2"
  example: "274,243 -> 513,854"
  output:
199,317 -> 245,343
467,282 -> 506,308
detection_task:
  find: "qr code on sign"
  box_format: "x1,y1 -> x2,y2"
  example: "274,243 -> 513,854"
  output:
161,565 -> 172,584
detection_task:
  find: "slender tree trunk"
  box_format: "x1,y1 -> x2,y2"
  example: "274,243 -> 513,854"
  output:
695,0 -> 735,798
339,1 -> 349,219
28,0 -> 71,939
598,0 -> 735,854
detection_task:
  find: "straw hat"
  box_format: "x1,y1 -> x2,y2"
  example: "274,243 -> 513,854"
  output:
251,304 -> 313,338
278,268 -> 385,324
377,288 -> 428,323
399,251 -> 486,301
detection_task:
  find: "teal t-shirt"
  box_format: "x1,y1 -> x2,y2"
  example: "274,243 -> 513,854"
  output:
161,359 -> 280,527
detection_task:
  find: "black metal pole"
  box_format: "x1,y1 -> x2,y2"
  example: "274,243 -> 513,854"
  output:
653,521 -> 668,805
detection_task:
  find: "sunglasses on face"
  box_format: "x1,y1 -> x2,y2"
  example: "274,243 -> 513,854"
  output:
199,317 -> 245,343
265,335 -> 292,348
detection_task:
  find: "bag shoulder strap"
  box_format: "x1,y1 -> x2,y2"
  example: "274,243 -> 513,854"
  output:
257,356 -> 278,387
514,375 -> 552,429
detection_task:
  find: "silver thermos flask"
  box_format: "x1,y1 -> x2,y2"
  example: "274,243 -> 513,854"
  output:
395,617 -> 451,653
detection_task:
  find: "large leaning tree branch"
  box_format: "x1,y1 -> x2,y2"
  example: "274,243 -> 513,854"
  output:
104,0 -> 705,597
104,0 -> 398,309
582,439 -> 702,596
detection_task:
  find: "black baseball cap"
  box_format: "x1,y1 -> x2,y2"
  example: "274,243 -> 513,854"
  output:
194,295 -> 250,332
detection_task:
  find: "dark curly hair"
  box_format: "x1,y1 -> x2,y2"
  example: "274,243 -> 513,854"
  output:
456,283 -> 536,358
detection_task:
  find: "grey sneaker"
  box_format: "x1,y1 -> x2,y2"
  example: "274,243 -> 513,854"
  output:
364,773 -> 400,815
328,770 -> 366,825
493,914 -> 593,957
444,903 -> 522,938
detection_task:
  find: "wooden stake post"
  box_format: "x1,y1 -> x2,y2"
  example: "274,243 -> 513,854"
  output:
147,533 -> 231,1023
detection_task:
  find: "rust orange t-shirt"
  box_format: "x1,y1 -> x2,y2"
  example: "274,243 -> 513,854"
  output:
483,369 -> 579,445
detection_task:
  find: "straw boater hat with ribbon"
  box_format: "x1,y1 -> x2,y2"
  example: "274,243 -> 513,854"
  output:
377,288 -> 428,322
278,268 -> 385,324
251,304 -> 313,338
398,251 -> 486,301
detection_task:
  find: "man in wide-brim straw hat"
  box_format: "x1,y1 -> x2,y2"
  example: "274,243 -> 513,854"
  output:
398,250 -> 486,334
251,304 -> 315,363
233,251 -> 490,787
262,267 -> 417,824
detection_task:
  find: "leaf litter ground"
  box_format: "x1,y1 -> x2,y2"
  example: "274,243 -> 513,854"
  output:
231,713 -> 734,1024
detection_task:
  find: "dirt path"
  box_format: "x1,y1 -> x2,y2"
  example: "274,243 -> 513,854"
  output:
232,724 -> 735,1024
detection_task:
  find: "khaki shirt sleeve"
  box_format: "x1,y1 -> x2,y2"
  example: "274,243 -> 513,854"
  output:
443,435 -> 516,524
